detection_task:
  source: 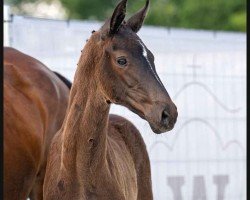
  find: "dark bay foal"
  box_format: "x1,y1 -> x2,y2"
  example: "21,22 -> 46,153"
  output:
43,0 -> 177,199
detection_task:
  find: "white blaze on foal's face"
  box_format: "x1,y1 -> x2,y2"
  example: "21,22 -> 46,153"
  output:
137,40 -> 164,88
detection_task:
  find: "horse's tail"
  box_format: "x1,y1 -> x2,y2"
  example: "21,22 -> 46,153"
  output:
53,71 -> 72,89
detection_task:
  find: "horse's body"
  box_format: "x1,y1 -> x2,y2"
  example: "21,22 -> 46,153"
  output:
4,47 -> 70,200
44,0 -> 177,199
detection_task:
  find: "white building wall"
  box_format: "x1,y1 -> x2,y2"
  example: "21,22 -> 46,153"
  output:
4,14 -> 246,200
4,5 -> 10,46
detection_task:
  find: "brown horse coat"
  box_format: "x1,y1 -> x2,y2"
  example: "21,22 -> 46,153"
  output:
4,47 -> 70,200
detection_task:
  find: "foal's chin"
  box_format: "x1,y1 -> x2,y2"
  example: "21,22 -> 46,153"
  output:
148,122 -> 175,134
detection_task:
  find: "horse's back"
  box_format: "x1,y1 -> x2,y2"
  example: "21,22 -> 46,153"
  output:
4,47 -> 70,200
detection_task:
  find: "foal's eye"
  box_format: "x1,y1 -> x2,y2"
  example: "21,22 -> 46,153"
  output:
117,57 -> 127,67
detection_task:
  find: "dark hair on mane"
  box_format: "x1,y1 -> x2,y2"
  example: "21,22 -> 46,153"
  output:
53,71 -> 72,89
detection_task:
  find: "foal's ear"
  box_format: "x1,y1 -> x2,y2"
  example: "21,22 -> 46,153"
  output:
127,0 -> 149,33
109,0 -> 127,35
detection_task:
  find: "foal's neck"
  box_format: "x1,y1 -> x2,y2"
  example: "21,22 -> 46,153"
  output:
60,40 -> 110,178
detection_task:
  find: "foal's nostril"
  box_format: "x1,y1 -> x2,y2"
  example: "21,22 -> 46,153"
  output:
161,109 -> 170,125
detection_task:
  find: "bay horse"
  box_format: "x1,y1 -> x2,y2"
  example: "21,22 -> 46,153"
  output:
4,47 -> 71,200
43,0 -> 178,199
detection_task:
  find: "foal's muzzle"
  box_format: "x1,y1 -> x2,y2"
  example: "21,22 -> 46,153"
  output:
147,103 -> 178,134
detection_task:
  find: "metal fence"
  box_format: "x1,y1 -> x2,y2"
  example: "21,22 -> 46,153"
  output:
4,10 -> 246,200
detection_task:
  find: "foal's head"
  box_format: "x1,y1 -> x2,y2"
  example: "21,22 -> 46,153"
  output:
85,0 -> 177,134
